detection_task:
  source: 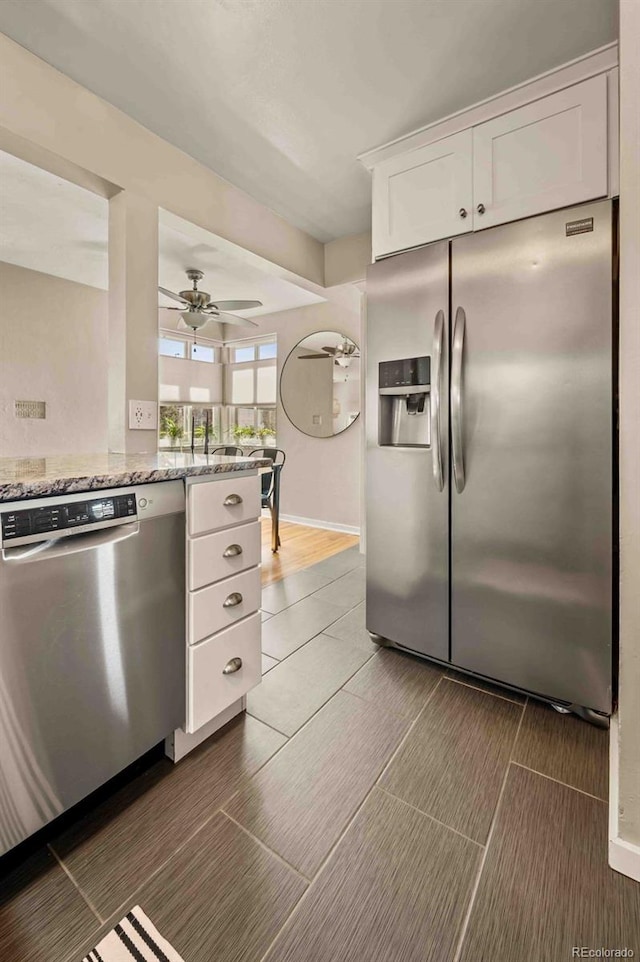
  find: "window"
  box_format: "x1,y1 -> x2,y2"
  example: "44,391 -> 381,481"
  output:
159,336 -> 218,363
190,343 -> 215,363
231,368 -> 254,404
256,365 -> 276,403
159,336 -> 186,359
230,338 -> 276,363
225,336 -> 277,445
227,406 -> 277,446
232,345 -> 256,363
258,342 -> 277,360
159,403 -> 222,450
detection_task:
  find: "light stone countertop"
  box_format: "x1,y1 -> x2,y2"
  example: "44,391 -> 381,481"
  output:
0,452 -> 272,502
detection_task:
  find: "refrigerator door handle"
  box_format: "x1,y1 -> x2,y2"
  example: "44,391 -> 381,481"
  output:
451,306 -> 466,493
431,310 -> 445,492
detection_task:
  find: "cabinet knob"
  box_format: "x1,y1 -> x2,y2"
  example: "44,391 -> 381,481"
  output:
223,592 -> 243,608
223,657 -> 243,675
459,208 -> 468,219
223,544 -> 243,558
477,203 -> 486,215
223,493 -> 243,506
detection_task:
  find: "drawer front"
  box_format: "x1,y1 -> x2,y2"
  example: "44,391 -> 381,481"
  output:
188,521 -> 261,591
188,613 -> 261,732
189,567 -> 260,644
188,475 -> 260,536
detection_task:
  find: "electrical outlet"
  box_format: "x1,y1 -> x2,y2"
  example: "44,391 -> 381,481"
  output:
129,400 -> 158,430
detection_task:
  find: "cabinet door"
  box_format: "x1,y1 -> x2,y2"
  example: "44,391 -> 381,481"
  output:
372,129 -> 472,258
472,74 -> 608,230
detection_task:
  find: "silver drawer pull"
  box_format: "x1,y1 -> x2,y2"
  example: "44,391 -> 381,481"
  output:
223,544 -> 243,558
223,494 -> 243,506
223,657 -> 243,675
223,592 -> 243,608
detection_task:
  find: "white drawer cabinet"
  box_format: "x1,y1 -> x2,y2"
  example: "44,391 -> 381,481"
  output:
188,474 -> 260,536
181,472 -> 262,743
189,566 -> 261,644
372,129 -> 473,257
188,521 -> 261,590
187,613 -> 261,733
472,74 -> 608,231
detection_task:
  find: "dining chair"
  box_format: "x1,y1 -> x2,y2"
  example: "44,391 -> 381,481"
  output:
249,448 -> 286,552
210,446 -> 244,457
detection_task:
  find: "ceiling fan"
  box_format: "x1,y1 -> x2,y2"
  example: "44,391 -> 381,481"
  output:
158,268 -> 262,332
298,338 -> 360,367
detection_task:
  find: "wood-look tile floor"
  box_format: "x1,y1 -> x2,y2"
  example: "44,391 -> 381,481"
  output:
2,543 -> 639,962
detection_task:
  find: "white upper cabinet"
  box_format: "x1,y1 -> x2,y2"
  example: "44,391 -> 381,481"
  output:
472,74 -> 608,230
372,129 -> 473,258
363,47 -> 617,260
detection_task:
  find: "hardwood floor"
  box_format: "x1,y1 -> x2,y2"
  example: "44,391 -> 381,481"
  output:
260,517 -> 359,586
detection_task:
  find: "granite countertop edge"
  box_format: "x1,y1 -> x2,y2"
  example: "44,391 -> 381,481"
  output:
0,458 -> 272,503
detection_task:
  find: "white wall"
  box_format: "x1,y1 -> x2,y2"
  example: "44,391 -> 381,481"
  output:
248,294 -> 363,532
0,261 -> 108,456
609,0 -> 640,883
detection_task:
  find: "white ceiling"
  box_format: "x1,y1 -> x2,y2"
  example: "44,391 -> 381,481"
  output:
0,0 -> 617,242
0,149 -> 324,314
157,215 -> 324,317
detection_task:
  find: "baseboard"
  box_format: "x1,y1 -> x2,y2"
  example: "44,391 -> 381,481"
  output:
280,513 -> 360,536
608,713 -> 640,882
609,836 -> 640,883
165,698 -> 245,763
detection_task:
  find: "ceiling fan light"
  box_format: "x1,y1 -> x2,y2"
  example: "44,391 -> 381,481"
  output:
336,355 -> 351,368
180,311 -> 208,330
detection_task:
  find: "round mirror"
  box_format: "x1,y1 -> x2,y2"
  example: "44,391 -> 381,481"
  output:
280,331 -> 361,438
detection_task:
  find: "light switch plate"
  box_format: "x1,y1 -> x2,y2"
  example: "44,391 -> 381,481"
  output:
129,400 -> 158,430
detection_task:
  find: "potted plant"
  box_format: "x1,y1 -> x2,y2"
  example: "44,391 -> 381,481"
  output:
256,425 -> 276,446
160,414 -> 184,449
229,425 -> 257,447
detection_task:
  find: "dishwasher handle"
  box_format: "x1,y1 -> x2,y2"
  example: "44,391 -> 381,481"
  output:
1,521 -> 140,564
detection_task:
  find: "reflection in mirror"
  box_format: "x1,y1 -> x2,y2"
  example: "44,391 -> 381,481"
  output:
280,331 -> 360,438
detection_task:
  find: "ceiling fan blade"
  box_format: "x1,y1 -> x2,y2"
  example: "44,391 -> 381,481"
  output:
322,347 -> 338,355
298,353 -> 332,359
158,286 -> 188,304
212,311 -> 260,329
206,300 -> 263,311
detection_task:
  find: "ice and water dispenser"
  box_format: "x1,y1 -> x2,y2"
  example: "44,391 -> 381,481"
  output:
378,356 -> 431,448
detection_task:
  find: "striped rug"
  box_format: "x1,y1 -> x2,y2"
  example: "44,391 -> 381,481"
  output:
82,906 -> 185,962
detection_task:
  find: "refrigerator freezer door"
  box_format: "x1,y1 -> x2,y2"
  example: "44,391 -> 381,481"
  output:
366,243 -> 449,660
450,201 -> 613,712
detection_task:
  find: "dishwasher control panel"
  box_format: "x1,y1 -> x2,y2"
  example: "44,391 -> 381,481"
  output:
1,493 -> 136,543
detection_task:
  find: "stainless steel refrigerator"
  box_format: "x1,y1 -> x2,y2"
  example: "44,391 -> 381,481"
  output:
366,199 -> 613,717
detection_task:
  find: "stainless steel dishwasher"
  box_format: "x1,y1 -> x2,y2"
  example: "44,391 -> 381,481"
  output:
0,480 -> 185,855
